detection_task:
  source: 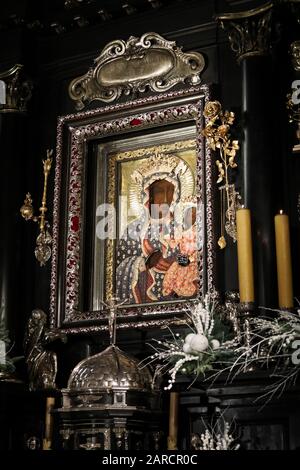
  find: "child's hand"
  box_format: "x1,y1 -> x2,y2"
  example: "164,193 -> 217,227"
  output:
165,235 -> 179,249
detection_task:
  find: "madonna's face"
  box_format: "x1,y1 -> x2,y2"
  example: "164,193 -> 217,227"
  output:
149,179 -> 174,218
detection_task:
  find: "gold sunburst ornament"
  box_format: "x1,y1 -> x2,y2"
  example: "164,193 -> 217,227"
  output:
202,101 -> 241,249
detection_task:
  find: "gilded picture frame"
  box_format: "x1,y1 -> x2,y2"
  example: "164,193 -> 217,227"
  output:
50,85 -> 216,334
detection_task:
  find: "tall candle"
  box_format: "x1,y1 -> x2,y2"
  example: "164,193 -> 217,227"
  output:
236,208 -> 255,303
167,392 -> 179,450
43,397 -> 55,450
274,211 -> 293,308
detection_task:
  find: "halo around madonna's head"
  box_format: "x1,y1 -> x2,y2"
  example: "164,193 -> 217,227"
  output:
129,153 -> 195,217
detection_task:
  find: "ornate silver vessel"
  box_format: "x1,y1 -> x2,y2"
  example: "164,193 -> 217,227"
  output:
62,344 -> 153,409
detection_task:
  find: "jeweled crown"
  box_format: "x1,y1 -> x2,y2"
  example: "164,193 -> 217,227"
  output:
132,152 -> 187,185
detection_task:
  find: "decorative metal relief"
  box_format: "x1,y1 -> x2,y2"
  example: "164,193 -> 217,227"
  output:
215,2 -> 273,63
69,32 -> 205,109
202,101 -> 242,249
0,64 -> 32,113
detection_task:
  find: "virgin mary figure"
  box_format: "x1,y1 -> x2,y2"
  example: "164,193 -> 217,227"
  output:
116,152 -> 198,304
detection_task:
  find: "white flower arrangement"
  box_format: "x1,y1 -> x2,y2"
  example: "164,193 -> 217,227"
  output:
141,292 -> 300,405
141,302 -> 300,450
141,292 -> 240,390
194,421 -> 239,451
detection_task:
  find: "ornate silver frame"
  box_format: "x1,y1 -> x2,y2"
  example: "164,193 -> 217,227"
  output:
50,85 -> 216,334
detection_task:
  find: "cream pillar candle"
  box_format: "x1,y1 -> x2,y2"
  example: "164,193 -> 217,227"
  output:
236,207 -> 255,303
43,397 -> 55,450
167,392 -> 179,450
274,211 -> 293,309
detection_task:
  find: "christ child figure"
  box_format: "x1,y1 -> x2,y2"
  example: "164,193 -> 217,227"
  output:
162,205 -> 199,298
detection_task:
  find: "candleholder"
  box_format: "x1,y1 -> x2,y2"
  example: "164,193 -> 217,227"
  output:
238,302 -> 256,350
20,149 -> 53,266
223,291 -> 241,341
218,183 -> 242,248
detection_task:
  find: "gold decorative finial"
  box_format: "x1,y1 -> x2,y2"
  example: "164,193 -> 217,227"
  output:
202,101 -> 242,249
20,149 -> 53,266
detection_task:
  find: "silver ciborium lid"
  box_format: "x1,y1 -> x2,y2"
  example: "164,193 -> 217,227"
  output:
67,343 -> 152,392
66,298 -> 152,394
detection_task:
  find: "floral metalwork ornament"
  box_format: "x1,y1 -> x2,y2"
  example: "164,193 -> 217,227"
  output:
202,101 -> 241,249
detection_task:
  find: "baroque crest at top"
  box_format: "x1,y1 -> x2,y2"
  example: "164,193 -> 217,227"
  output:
69,32 -> 205,109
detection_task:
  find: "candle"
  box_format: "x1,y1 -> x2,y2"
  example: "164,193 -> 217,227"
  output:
236,207 -> 255,303
43,397 -> 55,450
274,211 -> 293,308
167,392 -> 179,450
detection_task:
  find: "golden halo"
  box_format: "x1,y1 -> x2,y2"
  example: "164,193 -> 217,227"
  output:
129,154 -> 195,218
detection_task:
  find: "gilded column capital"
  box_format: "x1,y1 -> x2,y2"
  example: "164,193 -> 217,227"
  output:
0,64 -> 32,114
215,2 -> 273,63
291,40 -> 300,72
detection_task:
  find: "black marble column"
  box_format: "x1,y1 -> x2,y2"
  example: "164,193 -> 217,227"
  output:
288,39 -> 300,303
217,3 -> 277,307
241,55 -> 277,307
0,65 -> 32,359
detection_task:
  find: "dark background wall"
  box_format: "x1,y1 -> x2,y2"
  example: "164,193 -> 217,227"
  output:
0,0 -> 299,448
0,0 -> 244,362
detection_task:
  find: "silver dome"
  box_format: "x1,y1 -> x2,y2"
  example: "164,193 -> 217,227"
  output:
67,344 -> 152,392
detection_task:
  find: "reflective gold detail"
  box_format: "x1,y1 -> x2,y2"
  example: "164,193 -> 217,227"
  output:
20,193 -> 34,221
105,140 -> 196,301
202,101 -> 241,247
218,236 -> 227,249
20,150 -> 53,266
